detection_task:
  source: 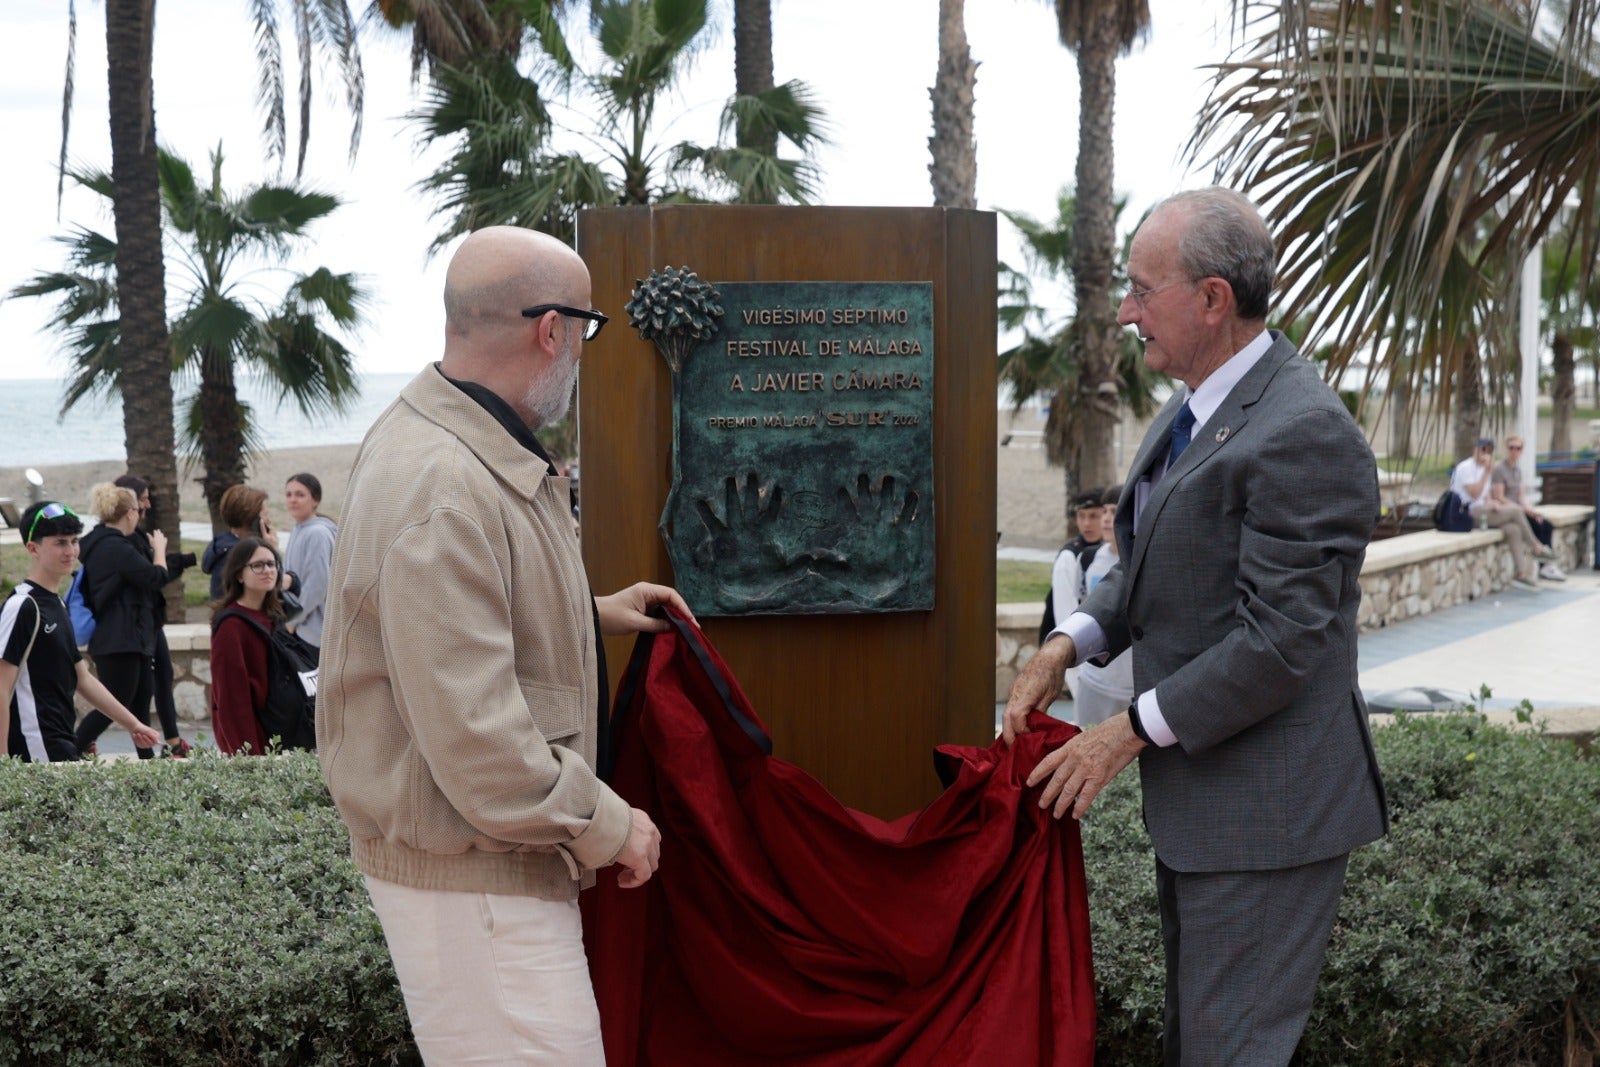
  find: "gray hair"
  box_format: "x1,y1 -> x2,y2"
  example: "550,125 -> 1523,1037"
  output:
1158,187 -> 1276,321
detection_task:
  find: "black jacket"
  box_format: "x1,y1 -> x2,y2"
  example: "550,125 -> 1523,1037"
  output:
129,527 -> 194,625
79,524 -> 169,658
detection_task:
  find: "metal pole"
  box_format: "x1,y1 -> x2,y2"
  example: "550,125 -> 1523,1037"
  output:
1520,244 -> 1541,492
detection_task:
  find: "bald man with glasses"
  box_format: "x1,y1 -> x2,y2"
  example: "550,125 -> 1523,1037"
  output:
317,226 -> 692,1063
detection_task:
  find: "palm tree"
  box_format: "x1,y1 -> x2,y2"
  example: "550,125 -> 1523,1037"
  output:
929,0 -> 977,209
11,146 -> 371,528
1542,224 -> 1600,454
1051,0 -> 1151,491
410,0 -> 827,249
93,0 -> 183,616
369,0 -> 574,74
733,0 -> 775,156
999,189 -> 1166,517
1195,0 -> 1600,430
54,0 -> 367,614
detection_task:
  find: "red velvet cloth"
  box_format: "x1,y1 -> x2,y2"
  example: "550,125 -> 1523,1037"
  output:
583,613 -> 1096,1065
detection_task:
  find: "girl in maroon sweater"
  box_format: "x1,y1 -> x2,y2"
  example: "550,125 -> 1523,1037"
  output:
209,537 -> 283,755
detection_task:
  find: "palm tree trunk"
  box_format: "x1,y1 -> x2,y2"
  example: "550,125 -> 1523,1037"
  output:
198,349 -> 248,530
1452,334 -> 1485,461
105,0 -> 182,617
1551,331 -> 1575,453
1071,4 -> 1121,492
929,0 -> 977,210
733,0 -> 775,157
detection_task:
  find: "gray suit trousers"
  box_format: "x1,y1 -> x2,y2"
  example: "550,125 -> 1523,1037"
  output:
1156,853 -> 1349,1067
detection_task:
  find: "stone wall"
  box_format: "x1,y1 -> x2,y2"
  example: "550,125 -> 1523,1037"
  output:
996,506 -> 1596,697
150,509 -> 1598,721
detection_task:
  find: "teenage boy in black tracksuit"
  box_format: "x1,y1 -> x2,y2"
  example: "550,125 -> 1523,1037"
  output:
1,502 -> 162,761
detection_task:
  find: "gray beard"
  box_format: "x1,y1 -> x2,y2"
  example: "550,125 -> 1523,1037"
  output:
524,348 -> 579,429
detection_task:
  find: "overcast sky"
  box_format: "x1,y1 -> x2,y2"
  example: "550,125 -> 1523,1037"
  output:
0,0 -> 1233,382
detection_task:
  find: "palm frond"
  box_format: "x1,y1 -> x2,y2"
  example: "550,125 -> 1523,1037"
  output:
1197,0 -> 1600,394
249,0 -> 289,173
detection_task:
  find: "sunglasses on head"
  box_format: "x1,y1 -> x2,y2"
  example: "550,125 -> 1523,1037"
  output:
26,502 -> 77,544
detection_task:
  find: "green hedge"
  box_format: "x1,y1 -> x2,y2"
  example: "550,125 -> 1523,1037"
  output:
0,753 -> 415,1066
2,716 -> 1596,1064
1082,712 -> 1600,1064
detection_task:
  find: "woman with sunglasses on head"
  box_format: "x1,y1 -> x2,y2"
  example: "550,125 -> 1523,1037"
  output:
209,537 -> 285,755
72,483 -> 171,758
113,474 -> 198,756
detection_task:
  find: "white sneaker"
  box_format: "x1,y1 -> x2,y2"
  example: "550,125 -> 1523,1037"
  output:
1539,562 -> 1568,582
1512,576 -> 1541,591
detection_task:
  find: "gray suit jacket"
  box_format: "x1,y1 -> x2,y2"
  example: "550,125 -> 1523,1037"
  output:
1081,331 -> 1388,873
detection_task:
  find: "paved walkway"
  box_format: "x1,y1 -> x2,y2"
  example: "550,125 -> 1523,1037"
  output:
997,565 -> 1600,729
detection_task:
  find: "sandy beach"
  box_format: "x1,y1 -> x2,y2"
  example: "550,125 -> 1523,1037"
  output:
1,444 -> 364,529
4,423 -> 1080,550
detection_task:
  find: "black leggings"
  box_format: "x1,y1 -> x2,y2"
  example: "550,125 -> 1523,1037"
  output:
152,628 -> 181,741
75,652 -> 156,759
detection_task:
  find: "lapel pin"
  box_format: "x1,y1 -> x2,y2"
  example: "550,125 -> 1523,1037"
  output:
1215,426 -> 1231,443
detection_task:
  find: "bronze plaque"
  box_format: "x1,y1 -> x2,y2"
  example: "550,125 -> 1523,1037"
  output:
656,280 -> 934,615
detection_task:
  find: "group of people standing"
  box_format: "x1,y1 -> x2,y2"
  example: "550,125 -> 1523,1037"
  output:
1,473 -> 335,762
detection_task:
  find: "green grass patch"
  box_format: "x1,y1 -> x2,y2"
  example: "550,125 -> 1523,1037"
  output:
1,538 -> 211,609
997,559 -> 1052,603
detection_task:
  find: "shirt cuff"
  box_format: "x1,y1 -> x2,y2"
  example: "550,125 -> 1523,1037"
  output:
1053,612 -> 1107,667
1137,690 -> 1178,748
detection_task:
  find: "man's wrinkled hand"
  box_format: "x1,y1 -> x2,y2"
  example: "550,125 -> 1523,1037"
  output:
1026,711 -> 1145,820
597,582 -> 699,635
614,807 -> 662,889
1002,634 -> 1074,744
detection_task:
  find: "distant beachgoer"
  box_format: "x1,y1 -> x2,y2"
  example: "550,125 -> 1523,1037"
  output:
282,473 -> 336,652
202,485 -> 297,602
72,484 -> 171,758
208,537 -> 286,756
2,502 -> 162,761
114,474 -> 196,756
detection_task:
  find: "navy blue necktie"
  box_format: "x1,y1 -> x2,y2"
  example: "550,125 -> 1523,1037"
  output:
1167,401 -> 1196,470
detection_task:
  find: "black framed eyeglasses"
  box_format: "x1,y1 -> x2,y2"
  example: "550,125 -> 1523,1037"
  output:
26,502 -> 77,544
245,560 -> 280,574
521,304 -> 609,341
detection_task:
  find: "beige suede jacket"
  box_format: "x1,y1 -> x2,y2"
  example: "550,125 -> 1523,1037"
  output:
317,364 -> 631,899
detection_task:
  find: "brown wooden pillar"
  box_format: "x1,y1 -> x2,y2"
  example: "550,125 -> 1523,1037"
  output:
577,206 -> 996,818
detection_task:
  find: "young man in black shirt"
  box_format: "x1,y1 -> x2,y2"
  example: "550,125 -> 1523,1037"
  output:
1,502 -> 162,761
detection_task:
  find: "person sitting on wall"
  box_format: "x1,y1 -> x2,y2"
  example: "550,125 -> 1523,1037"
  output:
1491,435 -> 1565,582
1449,436 -> 1549,591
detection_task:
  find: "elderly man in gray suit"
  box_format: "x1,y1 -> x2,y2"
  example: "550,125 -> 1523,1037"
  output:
1004,187 -> 1388,1066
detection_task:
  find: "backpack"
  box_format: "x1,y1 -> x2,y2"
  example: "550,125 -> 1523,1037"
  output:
1038,539 -> 1106,645
1432,490 -> 1473,533
213,608 -> 318,751
64,535 -> 107,647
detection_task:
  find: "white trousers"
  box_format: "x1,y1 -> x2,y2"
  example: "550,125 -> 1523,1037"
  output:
364,876 -> 605,1066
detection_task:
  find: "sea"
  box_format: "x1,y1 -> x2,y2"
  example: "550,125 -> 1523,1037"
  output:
0,373 -> 415,468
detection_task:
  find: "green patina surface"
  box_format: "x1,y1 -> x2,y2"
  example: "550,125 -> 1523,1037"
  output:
661,281 -> 935,615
